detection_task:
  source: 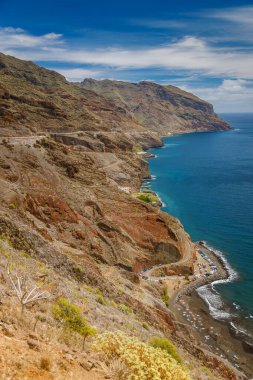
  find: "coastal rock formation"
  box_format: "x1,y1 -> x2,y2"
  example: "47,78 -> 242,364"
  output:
81,79 -> 230,134
1,52 -> 244,380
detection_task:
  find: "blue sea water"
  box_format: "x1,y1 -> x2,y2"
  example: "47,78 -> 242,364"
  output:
145,113 -> 253,333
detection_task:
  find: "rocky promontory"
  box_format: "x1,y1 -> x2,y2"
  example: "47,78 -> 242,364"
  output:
81,79 -> 230,135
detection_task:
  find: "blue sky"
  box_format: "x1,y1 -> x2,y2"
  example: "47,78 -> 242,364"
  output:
0,0 -> 253,112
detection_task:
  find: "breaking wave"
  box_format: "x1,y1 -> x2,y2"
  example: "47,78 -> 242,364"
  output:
197,241 -> 238,320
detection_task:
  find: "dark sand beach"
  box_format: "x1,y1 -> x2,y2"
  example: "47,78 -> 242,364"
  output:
171,243 -> 253,378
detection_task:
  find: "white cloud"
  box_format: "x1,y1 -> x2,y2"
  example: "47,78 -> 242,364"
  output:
2,30 -> 253,80
219,79 -> 247,92
204,6 -> 253,42
53,67 -> 101,81
180,79 -> 253,112
0,27 -> 62,48
211,6 -> 253,26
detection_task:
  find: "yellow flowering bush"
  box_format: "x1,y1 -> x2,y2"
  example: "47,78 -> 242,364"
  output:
92,331 -> 191,380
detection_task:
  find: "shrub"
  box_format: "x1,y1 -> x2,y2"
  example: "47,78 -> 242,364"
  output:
52,298 -> 96,349
8,203 -> 16,209
39,137 -> 47,146
161,285 -> 169,307
84,285 -> 101,294
7,268 -> 49,313
92,331 -> 191,380
132,145 -> 142,152
96,294 -> 106,305
136,192 -> 159,204
149,337 -> 183,364
40,357 -> 51,371
118,303 -> 133,315
109,299 -> 117,307
142,322 -> 149,330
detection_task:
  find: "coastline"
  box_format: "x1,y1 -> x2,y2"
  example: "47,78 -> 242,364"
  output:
141,136 -> 253,378
170,242 -> 253,377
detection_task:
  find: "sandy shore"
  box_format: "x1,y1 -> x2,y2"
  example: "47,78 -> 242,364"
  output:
170,242 -> 253,378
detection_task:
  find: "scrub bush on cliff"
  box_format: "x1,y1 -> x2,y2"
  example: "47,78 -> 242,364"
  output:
149,337 -> 183,364
52,298 -> 96,349
161,285 -> 170,307
92,331 -> 191,380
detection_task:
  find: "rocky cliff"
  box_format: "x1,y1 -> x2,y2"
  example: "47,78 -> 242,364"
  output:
0,53 -> 143,137
0,53 -> 241,380
81,79 -> 230,135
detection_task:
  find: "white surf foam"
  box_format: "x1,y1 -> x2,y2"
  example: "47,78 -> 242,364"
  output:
230,321 -> 250,336
156,194 -> 166,207
197,285 -> 232,319
201,241 -> 238,284
197,241 -> 238,320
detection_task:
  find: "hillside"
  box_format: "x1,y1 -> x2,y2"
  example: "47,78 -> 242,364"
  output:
0,53 -> 245,380
0,53 -> 146,137
81,79 -> 230,134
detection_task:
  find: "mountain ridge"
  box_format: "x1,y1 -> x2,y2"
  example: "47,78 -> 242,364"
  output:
81,78 -> 230,135
0,52 -> 229,139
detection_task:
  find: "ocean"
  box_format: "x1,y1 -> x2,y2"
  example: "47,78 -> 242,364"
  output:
144,113 -> 253,337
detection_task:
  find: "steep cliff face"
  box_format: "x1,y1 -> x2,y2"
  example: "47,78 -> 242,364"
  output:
0,53 -> 145,137
81,79 -> 230,134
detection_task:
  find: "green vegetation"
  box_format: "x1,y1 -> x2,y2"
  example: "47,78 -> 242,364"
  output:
135,191 -> 160,204
39,137 -> 48,146
118,303 -> 133,315
161,285 -> 170,307
149,337 -> 183,364
201,366 -> 213,376
8,203 -> 16,209
95,294 -> 106,305
84,285 -> 101,294
132,145 -> 142,152
92,331 -> 191,380
52,298 -> 96,349
109,299 -> 117,307
142,321 -> 149,330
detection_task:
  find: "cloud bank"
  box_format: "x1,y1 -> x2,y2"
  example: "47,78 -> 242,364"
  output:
0,5 -> 252,112
1,28 -> 253,80
181,79 -> 253,113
